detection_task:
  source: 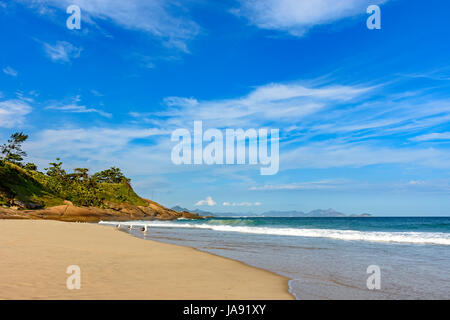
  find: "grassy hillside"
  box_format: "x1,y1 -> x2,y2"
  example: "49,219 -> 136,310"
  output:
0,161 -> 148,209
0,162 -> 63,208
97,182 -> 148,207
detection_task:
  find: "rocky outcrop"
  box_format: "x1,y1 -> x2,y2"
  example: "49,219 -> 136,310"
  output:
177,211 -> 205,220
0,199 -> 204,223
11,200 -> 44,210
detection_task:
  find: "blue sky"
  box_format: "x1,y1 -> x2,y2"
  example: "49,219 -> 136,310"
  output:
1,0 -> 450,216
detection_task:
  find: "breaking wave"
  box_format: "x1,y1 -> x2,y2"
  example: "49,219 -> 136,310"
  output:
99,220 -> 450,245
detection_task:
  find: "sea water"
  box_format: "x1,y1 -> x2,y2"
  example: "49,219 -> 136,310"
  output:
100,217 -> 450,299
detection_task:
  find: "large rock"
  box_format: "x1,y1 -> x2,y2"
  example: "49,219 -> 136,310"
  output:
12,200 -> 44,210
105,201 -> 147,218
180,211 -> 203,220
0,199 -> 205,223
137,206 -> 158,217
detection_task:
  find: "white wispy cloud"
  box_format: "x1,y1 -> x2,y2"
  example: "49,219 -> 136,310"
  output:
25,127 -> 170,173
21,0 -> 199,52
398,69 -> 450,81
128,79 -> 450,171
233,0 -> 388,37
402,180 -> 450,193
410,132 -> 450,142
28,127 -> 166,152
90,90 -> 104,97
250,179 -> 450,194
250,180 -> 350,191
223,201 -> 261,207
17,77 -> 450,184
3,66 -> 18,77
281,142 -> 450,169
0,99 -> 32,128
151,82 -> 372,129
195,196 -> 217,206
42,41 -> 82,63
46,104 -> 112,118
303,98 -> 450,137
15,91 -> 35,103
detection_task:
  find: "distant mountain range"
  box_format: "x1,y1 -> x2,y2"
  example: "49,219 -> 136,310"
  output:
171,206 -> 371,218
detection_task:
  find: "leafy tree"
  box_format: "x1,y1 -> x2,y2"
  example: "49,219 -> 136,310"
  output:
64,177 -> 102,207
74,168 -> 89,178
43,158 -> 67,195
0,132 -> 28,165
68,168 -> 89,181
43,160 -> 103,206
93,167 -> 130,184
45,158 -> 66,177
23,163 -> 38,171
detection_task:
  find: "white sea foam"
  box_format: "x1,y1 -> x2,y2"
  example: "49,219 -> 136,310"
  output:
99,221 -> 450,245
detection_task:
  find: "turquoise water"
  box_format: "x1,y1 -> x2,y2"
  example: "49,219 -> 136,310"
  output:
175,216 -> 450,234
212,216 -> 450,232
188,217 -> 450,231
100,217 -> 450,299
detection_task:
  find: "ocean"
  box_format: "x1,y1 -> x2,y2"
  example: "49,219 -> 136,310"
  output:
99,217 -> 450,299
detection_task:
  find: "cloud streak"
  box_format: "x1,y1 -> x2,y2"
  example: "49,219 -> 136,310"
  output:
250,180 -> 350,191
233,0 -> 388,37
146,82 -> 373,129
3,66 -> 18,77
104,78 -> 450,172
13,77 -> 450,188
250,179 -> 450,194
223,201 -> 261,207
22,0 -> 199,52
46,104 -> 112,118
42,41 -> 82,63
0,99 -> 32,128
410,132 -> 450,142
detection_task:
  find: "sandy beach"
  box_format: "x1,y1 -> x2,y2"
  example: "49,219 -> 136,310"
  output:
0,220 -> 293,300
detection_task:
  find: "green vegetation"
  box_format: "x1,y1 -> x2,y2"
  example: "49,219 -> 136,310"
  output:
0,132 -> 148,209
0,162 -> 63,208
0,132 -> 28,165
92,167 -> 131,184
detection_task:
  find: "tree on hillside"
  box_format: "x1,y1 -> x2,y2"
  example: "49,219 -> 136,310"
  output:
92,167 -> 130,184
45,158 -> 66,177
0,132 -> 28,165
73,168 -> 89,181
23,163 -> 38,171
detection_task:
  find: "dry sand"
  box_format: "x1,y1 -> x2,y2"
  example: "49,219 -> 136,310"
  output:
0,220 -> 293,299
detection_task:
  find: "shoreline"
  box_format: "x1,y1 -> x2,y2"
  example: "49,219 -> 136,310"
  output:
125,228 -> 296,299
122,223 -> 297,300
115,224 -> 298,299
0,220 -> 294,300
